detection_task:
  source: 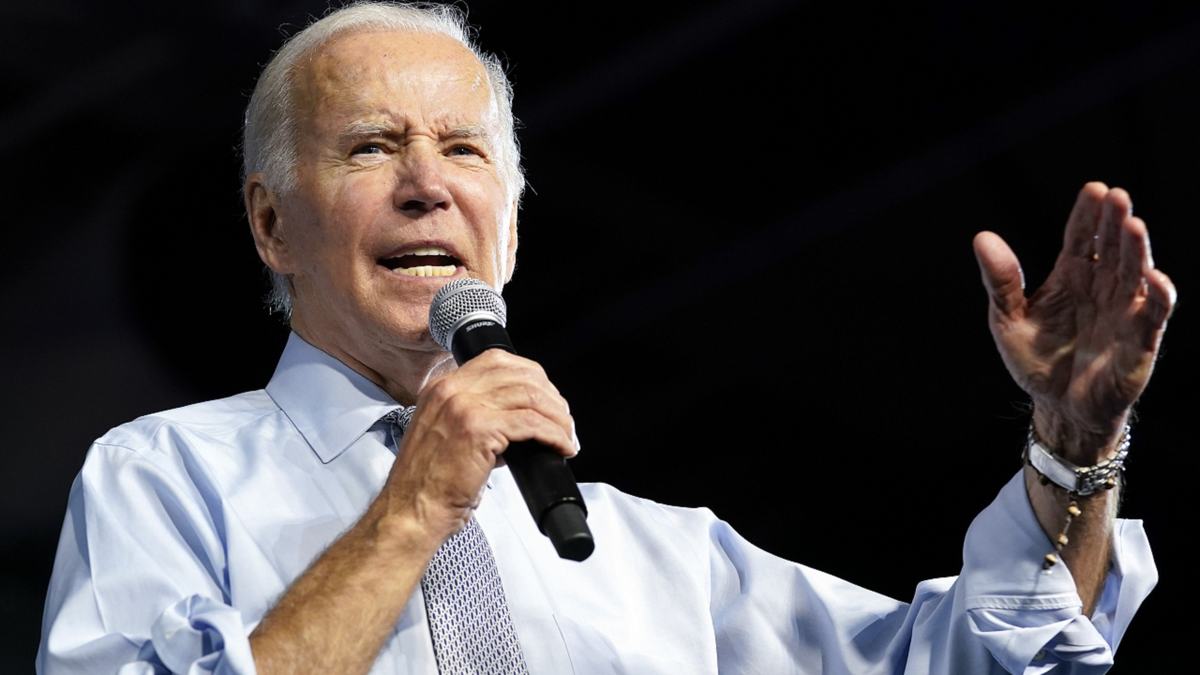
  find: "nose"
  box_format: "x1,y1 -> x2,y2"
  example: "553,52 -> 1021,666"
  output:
395,145 -> 451,214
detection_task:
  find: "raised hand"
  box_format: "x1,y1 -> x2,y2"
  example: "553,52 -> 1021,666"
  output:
973,182 -> 1176,464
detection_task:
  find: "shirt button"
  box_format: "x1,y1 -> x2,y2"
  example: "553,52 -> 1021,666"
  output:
1034,649 -> 1046,660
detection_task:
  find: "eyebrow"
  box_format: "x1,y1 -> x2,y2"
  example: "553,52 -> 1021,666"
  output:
338,120 -> 395,142
337,120 -> 493,144
443,124 -> 489,141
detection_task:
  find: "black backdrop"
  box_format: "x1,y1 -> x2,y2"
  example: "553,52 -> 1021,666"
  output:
2,0 -> 1194,671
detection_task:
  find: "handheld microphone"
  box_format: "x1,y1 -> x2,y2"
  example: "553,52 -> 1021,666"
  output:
429,278 -> 594,561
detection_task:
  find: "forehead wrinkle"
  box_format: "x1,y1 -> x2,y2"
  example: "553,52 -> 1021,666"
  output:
292,30 -> 507,168
311,68 -> 497,134
312,31 -> 487,95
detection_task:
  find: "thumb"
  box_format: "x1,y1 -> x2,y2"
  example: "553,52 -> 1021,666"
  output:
973,231 -> 1026,319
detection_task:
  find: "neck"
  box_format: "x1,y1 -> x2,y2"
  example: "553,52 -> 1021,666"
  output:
291,316 -> 456,407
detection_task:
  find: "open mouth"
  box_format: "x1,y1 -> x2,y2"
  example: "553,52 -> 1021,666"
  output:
378,246 -> 463,277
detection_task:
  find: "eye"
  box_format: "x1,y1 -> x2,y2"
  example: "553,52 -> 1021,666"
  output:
352,143 -> 386,155
447,145 -> 480,157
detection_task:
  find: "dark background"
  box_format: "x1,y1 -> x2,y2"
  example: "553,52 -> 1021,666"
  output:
2,0 -> 1193,670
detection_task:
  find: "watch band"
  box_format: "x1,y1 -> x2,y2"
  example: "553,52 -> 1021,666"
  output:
1025,425 -> 1130,496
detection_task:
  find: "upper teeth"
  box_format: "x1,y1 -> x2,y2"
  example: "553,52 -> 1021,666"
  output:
404,246 -> 450,256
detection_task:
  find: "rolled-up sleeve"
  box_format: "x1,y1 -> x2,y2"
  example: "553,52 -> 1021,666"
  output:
954,470 -> 1155,674
38,443 -> 258,675
706,471 -> 1155,674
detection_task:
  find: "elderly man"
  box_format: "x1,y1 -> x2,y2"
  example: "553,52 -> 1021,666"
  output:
38,3 -> 1174,674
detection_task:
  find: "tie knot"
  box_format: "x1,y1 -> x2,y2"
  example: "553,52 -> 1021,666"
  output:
382,406 -> 417,436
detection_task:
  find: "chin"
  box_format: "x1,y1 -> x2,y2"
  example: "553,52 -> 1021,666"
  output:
374,310 -> 440,350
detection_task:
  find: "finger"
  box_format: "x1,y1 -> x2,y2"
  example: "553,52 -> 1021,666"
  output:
1137,268 -> 1177,343
1116,216 -> 1149,299
973,231 -> 1026,318
457,350 -> 564,398
486,381 -> 575,437
494,408 -> 579,457
1096,187 -> 1132,271
457,364 -> 570,423
1061,182 -> 1108,258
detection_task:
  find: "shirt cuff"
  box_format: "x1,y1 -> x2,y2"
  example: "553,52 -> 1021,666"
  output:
960,471 -> 1157,674
149,595 -> 258,675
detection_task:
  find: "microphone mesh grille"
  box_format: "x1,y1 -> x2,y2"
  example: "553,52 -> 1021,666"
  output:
428,278 -> 508,350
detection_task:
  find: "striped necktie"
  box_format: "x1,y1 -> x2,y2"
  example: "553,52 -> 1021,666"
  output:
383,407 -> 530,675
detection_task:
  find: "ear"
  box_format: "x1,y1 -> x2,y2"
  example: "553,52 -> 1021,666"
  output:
245,173 -> 292,274
503,199 -> 519,283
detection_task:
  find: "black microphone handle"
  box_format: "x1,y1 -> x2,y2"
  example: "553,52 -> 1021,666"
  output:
450,320 -> 594,562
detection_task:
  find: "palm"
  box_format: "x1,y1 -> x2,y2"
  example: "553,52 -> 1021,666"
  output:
974,183 -> 1175,460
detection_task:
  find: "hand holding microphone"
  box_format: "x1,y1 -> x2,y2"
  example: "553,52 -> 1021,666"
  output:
427,278 -> 594,561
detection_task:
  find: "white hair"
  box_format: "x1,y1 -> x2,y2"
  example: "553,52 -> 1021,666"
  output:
243,1 -> 524,318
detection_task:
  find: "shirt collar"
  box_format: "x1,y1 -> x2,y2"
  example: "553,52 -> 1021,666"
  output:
266,332 -> 401,463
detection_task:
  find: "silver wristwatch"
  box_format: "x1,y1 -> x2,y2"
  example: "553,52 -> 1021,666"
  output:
1025,425 -> 1130,496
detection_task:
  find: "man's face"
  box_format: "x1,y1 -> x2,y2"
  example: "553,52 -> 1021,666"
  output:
268,30 -> 516,357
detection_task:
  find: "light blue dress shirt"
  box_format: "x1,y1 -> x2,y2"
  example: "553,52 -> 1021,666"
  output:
38,333 -> 1157,674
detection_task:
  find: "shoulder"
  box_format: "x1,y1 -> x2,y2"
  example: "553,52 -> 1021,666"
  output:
581,482 -> 719,527
64,392 -> 287,540
92,390 -> 282,457
579,482 -> 725,561
73,390 -> 292,516
82,391 -> 288,491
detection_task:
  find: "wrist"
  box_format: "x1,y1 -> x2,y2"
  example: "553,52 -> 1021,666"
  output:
360,494 -> 452,564
1026,422 -> 1128,496
1031,406 -> 1130,465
